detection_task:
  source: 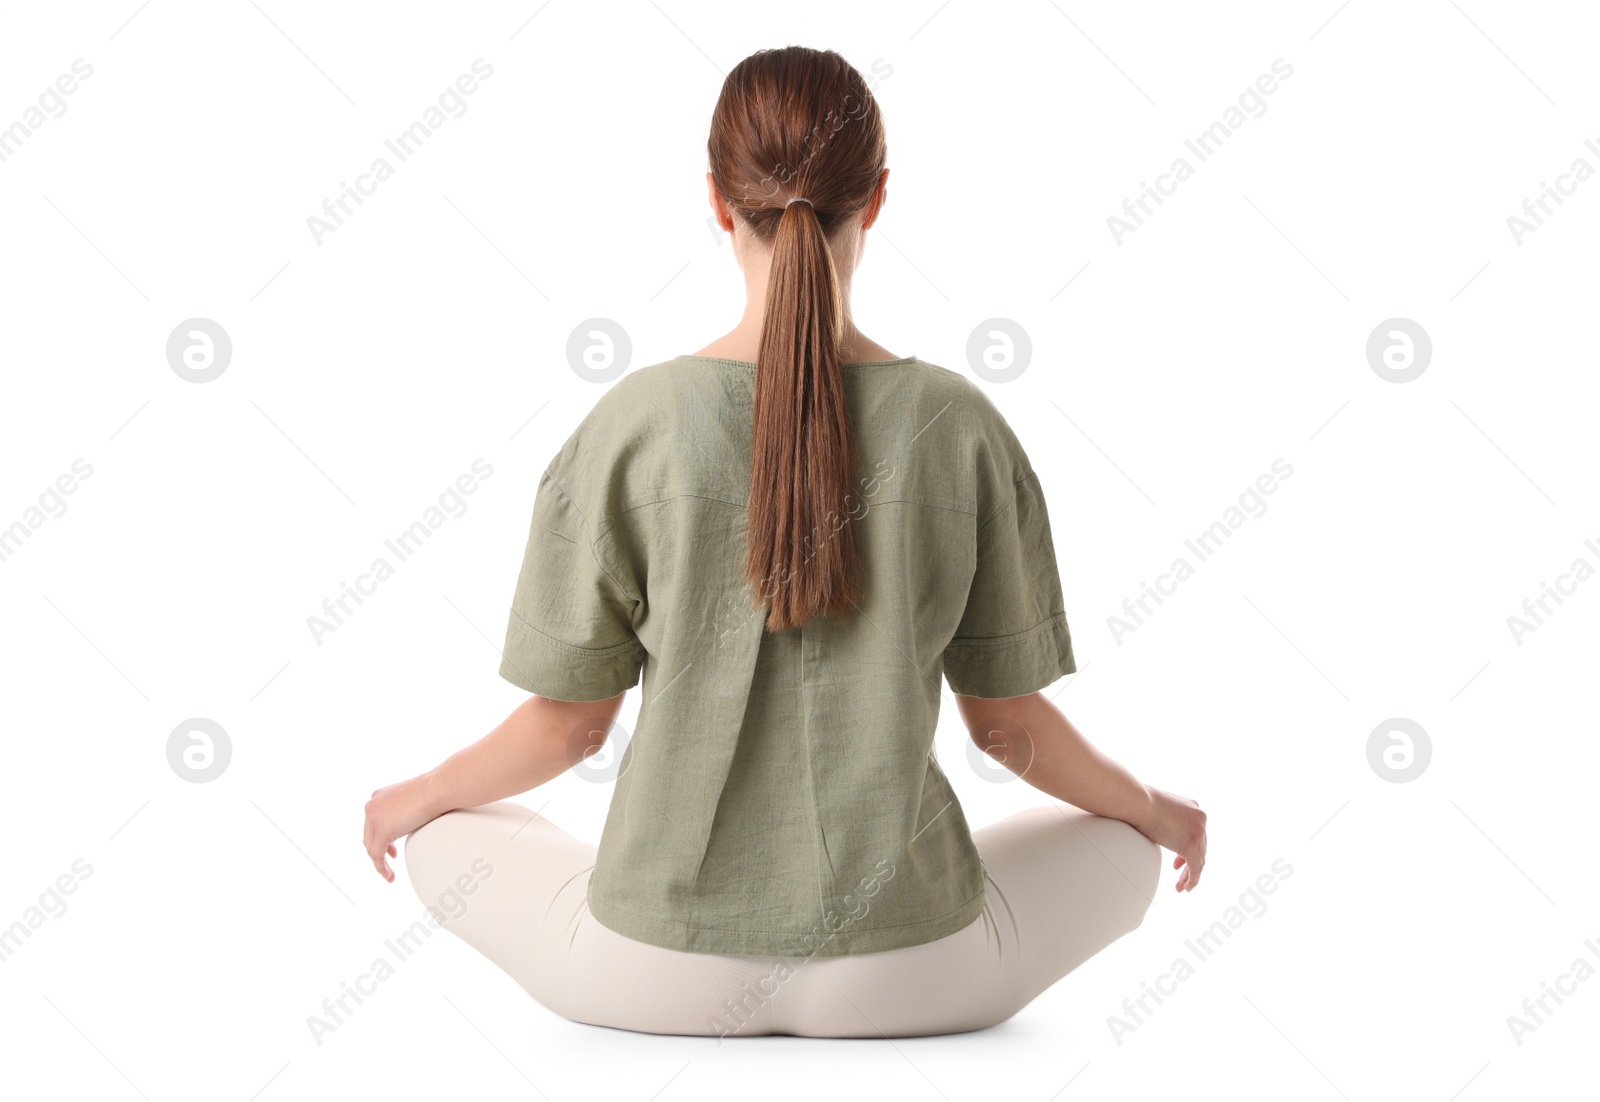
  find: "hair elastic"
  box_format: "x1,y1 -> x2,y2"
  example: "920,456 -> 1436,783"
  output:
785,196 -> 813,208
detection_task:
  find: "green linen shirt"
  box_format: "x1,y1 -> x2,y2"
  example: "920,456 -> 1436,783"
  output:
498,354 -> 1077,957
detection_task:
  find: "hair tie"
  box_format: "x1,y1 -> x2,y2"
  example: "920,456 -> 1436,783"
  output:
785,196 -> 813,208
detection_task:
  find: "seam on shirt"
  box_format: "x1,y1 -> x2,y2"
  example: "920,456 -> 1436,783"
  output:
866,498 -> 977,519
587,883 -> 988,936
946,609 -> 1069,649
613,491 -> 749,517
606,491 -> 979,521
800,633 -> 828,918
507,606 -> 643,659
535,520 -> 580,547
541,471 -> 645,605
974,469 -> 1039,534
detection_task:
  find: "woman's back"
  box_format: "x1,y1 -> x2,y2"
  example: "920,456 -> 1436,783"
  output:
498,352 -> 1078,956
378,44 -> 1199,1040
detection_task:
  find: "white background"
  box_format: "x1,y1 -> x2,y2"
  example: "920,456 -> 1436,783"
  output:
2,2 -> 1596,1099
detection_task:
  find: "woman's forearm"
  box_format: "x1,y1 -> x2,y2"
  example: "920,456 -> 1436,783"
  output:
420,691 -> 626,817
954,691 -> 1156,830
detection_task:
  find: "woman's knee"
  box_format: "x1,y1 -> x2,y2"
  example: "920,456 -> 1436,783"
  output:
405,801 -> 533,856
1021,807 -> 1162,931
403,809 -> 469,905
403,804 -> 521,906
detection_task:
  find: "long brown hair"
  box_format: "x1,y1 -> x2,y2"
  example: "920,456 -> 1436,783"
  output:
707,47 -> 886,631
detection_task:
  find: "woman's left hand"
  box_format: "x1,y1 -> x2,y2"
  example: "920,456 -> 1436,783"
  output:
363,775 -> 441,882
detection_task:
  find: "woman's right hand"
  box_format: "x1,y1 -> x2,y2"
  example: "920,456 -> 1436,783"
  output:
1136,787 -> 1207,892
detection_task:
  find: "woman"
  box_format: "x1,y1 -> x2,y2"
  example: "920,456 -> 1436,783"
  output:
363,45 -> 1205,1039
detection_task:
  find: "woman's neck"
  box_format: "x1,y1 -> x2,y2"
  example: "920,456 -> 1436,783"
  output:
692,320 -> 899,365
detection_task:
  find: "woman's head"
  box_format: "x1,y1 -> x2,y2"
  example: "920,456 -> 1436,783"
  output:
707,47 -> 888,259
707,47 -> 888,631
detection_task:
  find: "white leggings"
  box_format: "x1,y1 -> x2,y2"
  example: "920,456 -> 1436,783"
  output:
404,801 -> 1159,1038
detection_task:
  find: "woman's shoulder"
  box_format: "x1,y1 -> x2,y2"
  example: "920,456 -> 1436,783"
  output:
578,354 -> 693,412
892,358 -> 1027,456
538,356 -> 737,514
896,362 -> 1037,519
553,356 -> 701,445
885,357 -> 1005,412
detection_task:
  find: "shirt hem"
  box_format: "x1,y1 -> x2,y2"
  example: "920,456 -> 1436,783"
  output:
499,610 -> 644,701
585,885 -> 987,958
942,611 -> 1078,699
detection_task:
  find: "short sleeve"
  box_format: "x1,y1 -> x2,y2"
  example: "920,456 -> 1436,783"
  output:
941,468 -> 1078,698
498,471 -> 645,701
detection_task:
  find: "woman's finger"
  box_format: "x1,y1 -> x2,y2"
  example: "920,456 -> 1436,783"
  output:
369,835 -> 392,877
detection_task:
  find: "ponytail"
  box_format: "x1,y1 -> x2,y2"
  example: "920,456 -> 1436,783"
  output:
706,46 -> 886,631
745,195 -> 862,630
